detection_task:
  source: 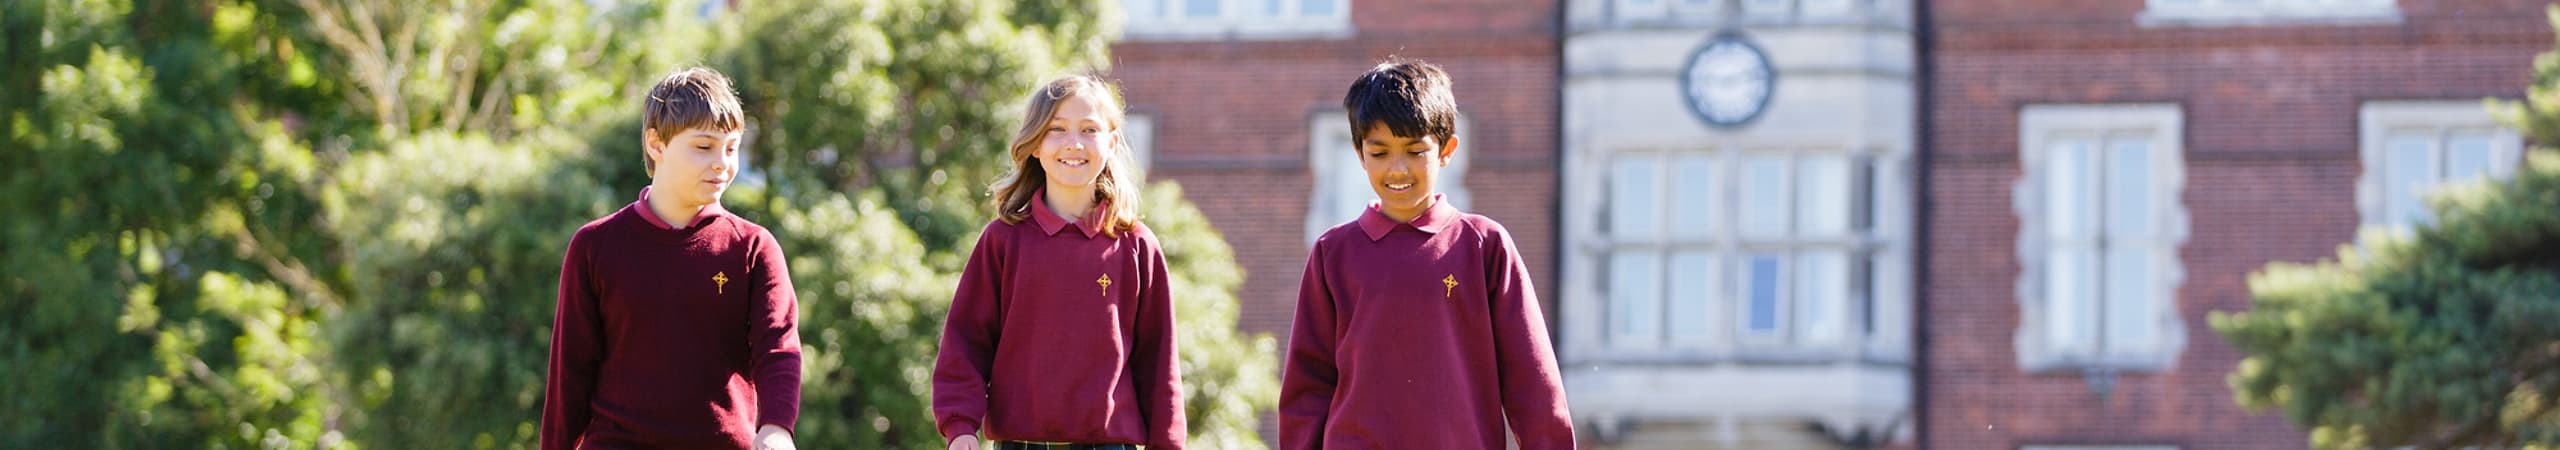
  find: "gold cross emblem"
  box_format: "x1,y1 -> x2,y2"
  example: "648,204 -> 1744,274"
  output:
712,272 -> 730,294
1443,274 -> 1459,298
1096,274 -> 1113,296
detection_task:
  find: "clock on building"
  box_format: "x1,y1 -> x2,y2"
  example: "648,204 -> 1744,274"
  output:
1681,31 -> 1775,128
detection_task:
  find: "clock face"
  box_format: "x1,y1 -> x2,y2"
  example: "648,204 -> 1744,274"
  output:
1682,33 -> 1775,127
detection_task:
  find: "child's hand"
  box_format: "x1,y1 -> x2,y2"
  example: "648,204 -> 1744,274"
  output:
754,425 -> 794,450
947,435 -> 980,450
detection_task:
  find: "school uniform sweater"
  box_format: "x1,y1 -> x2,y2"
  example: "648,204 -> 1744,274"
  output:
542,187 -> 803,450
932,192 -> 1186,449
1279,195 -> 1576,449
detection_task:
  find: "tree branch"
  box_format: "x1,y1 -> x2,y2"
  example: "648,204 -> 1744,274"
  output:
223,218 -> 342,311
290,0 -> 398,133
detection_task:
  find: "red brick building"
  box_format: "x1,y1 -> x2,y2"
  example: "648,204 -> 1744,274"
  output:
1107,0 -> 2553,447
1922,1 -> 2547,448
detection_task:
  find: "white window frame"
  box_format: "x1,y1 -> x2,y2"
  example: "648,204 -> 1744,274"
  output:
1739,0 -> 1792,18
1123,0 -> 1352,41
1305,111 -> 1471,244
1591,146 -> 1891,358
2357,100 -> 2524,233
1612,0 -> 1875,24
2013,104 -> 2189,373
1615,0 -> 1674,20
2137,0 -> 2399,27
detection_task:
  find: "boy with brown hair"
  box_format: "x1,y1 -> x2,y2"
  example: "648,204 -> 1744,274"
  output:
542,67 -> 801,450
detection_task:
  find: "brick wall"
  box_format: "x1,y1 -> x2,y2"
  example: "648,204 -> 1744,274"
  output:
1922,1 -> 2546,448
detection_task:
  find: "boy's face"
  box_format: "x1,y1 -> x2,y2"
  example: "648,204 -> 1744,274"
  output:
645,126 -> 745,208
1035,92 -> 1118,193
1357,121 -> 1455,220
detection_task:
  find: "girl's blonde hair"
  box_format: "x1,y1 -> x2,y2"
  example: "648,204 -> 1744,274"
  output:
989,75 -> 1143,238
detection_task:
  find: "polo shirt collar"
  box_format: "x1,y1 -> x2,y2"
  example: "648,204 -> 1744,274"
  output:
635,186 -> 728,231
1029,188 -> 1106,239
1356,193 -> 1457,241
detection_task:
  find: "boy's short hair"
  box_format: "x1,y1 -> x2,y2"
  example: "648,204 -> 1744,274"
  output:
1342,58 -> 1458,149
643,67 -> 747,176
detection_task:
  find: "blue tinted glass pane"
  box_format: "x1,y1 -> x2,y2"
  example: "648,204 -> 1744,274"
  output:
1302,0 -> 1338,15
1747,254 -> 1781,332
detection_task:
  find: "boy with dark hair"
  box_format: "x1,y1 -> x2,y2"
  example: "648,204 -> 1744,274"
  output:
1279,58 -> 1576,449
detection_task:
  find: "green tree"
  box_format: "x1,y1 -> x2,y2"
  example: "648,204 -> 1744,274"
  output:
716,0 -> 1120,251
2213,7 -> 2560,449
283,0 -> 697,445
1,0 -> 353,446
1140,183 -> 1282,449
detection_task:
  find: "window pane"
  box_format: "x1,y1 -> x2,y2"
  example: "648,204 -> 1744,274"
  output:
1326,140 -> 1371,228
2046,137 -> 2099,241
1796,251 -> 1848,344
2446,131 -> 2495,183
2105,136 -> 2154,238
1798,155 -> 1850,236
1854,160 -> 1878,232
1800,0 -> 1853,16
1610,156 -> 1662,239
2385,132 -> 2436,225
1867,252 -> 1900,336
1185,0 -> 1222,18
1300,0 -> 1338,16
1742,253 -> 1784,335
1124,115 -> 1155,173
2146,0 -> 2199,14
1128,0 -> 1164,20
2045,247 -> 2099,356
1668,155 -> 1718,239
2103,246 -> 2155,355
1666,251 -> 1718,341
1609,251 -> 1664,346
1742,0 -> 1790,15
1738,155 -> 1790,238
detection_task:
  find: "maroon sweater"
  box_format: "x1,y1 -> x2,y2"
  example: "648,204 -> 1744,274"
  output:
542,187 -> 802,450
933,193 -> 1186,449
1279,196 -> 1575,449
